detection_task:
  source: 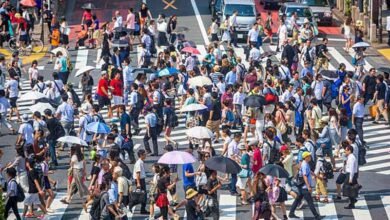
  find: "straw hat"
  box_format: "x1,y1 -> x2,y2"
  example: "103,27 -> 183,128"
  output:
185,188 -> 198,199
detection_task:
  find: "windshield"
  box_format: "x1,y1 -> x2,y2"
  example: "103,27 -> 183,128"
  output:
286,7 -> 312,18
301,0 -> 329,6
224,4 -> 255,17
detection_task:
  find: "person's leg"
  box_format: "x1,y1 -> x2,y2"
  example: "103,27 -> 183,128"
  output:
151,127 -> 159,155
48,140 -> 58,166
140,179 -> 148,212
302,189 -> 320,217
143,132 -> 152,154
355,117 -> 364,143
230,174 -> 237,194
289,193 -> 304,216
4,198 -> 12,219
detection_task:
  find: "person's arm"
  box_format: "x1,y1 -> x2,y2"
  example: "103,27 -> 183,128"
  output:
147,10 -> 153,20
185,169 -> 199,177
208,181 -> 221,195
208,110 -> 214,121
107,204 -> 120,218
34,175 -> 44,196
136,171 -> 141,188
302,168 -> 312,192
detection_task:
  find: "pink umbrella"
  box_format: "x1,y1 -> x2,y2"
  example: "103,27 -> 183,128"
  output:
181,47 -> 200,55
20,0 -> 37,7
158,151 -> 196,164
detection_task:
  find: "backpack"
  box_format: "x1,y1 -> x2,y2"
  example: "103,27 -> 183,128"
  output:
52,119 -> 65,139
36,83 -> 46,93
298,147 -> 316,172
119,161 -> 133,180
265,141 -> 280,164
331,79 -> 342,99
70,89 -> 81,107
135,92 -> 145,110
90,191 -> 107,220
264,88 -> 279,104
305,47 -> 312,62
322,159 -> 334,179
11,180 -> 25,202
295,110 -> 303,128
356,141 -> 367,166
171,113 -> 179,127
237,63 -> 247,82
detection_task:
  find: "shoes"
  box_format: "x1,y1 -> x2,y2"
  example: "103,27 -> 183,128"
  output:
297,200 -> 305,209
230,191 -> 239,196
288,213 -> 300,219
344,204 -> 355,209
150,153 -> 158,157
315,215 -> 325,220
335,196 -> 342,200
373,121 -> 379,124
46,208 -> 54,213
140,210 -> 150,215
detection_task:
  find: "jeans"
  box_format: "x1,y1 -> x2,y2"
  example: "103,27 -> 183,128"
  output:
354,117 -> 364,144
59,71 -> 69,84
144,127 -> 158,155
48,139 -> 58,165
289,188 -> 319,217
364,92 -> 374,105
234,104 -> 243,129
130,108 -> 140,130
123,83 -> 133,106
230,174 -> 237,193
4,196 -> 21,220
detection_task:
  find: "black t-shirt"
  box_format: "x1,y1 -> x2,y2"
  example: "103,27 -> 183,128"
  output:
46,118 -> 57,140
185,199 -> 198,220
211,100 -> 222,121
206,178 -> 219,198
376,82 -> 387,100
28,169 -> 39,193
364,75 -> 377,94
157,176 -> 170,193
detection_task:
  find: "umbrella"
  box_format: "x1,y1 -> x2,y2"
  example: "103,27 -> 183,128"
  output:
180,103 -> 208,112
57,136 -> 88,146
188,76 -> 212,87
181,47 -> 200,55
259,164 -> 290,178
75,66 -> 95,77
158,68 -> 171,77
244,95 -> 266,108
260,51 -> 277,59
168,67 -> 178,74
183,41 -> 196,48
378,67 -> 390,73
19,91 -> 46,101
29,103 -> 55,115
131,68 -> 154,74
158,151 -> 196,164
20,0 -> 36,7
319,70 -> 338,80
51,47 -> 69,57
352,42 -> 370,48
86,122 -> 111,134
81,3 -> 96,9
111,40 -> 129,48
205,156 -> 242,174
186,126 -> 214,139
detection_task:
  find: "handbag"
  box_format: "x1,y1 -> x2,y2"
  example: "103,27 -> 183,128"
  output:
130,189 -> 146,205
277,110 -> 288,134
342,183 -> 359,198
294,171 -> 305,188
196,172 -> 208,187
238,169 -> 252,178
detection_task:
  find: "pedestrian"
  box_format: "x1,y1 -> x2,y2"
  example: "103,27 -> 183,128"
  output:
352,96 -> 365,144
129,149 -> 149,215
343,17 -> 353,52
96,71 -> 113,118
4,167 -> 21,220
263,11 -> 274,44
42,154 -> 55,212
109,72 -> 124,117
314,148 -> 329,203
148,163 -> 160,219
81,71 -> 93,102
373,74 -> 389,124
236,143 -> 251,205
48,23 -> 60,64
206,92 -> 222,142
0,90 -> 15,134
205,169 -> 221,220
55,95 -> 74,150
343,145 -> 359,209
5,74 -> 20,121
227,133 -> 241,195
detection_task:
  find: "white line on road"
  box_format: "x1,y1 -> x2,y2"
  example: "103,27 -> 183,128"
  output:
219,194 -> 237,220
190,0 -> 210,45
75,49 -> 89,70
381,195 -> 390,218
317,199 -> 338,219
352,197 -> 372,220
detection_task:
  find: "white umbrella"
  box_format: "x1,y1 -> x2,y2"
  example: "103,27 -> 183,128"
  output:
180,103 -> 208,112
29,103 -> 55,115
352,42 -> 370,48
75,66 -> 95,77
19,91 -> 46,101
51,47 -> 69,57
186,126 -> 214,139
57,136 -> 88,146
188,76 -> 212,87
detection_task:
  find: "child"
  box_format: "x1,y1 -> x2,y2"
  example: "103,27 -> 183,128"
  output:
148,164 -> 160,220
314,148 -> 329,203
4,167 -> 21,220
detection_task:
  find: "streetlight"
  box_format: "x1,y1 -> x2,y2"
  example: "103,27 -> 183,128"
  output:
40,1 -> 44,43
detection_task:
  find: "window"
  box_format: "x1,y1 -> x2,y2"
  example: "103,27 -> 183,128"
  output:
224,4 -> 255,17
286,7 -> 312,18
301,0 -> 329,6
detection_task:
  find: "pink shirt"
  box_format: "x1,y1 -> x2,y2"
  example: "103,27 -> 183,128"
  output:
252,148 -> 263,173
126,13 -> 135,29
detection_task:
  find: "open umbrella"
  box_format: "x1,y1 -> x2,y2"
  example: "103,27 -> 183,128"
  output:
131,68 -> 154,74
114,27 -> 131,33
75,66 -> 95,77
20,0 -> 36,7
180,103 -> 208,112
352,42 -> 370,48
244,95 -> 266,108
168,67 -> 178,74
57,136 -> 88,146
259,164 -> 290,178
205,156 -> 242,174
20,91 -> 46,101
378,67 -> 390,73
260,51 -> 277,59
81,3 -> 96,9
29,103 -> 55,115
51,47 -> 69,57
188,76 -> 212,87
158,68 -> 171,77
320,70 -> 338,80
111,40 -> 129,48
181,47 -> 200,55
86,122 -> 111,134
186,126 -> 214,139
158,151 -> 196,164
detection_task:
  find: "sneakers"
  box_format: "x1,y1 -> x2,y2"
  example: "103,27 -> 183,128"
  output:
288,213 -> 300,219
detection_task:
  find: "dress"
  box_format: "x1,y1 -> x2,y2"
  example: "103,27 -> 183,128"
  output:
101,32 -> 111,58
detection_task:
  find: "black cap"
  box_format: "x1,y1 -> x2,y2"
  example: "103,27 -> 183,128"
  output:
164,144 -> 174,152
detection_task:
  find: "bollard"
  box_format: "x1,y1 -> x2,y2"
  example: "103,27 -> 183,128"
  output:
364,15 -> 370,35
369,23 -> 377,42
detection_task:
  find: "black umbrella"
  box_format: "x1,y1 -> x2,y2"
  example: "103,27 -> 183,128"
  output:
378,67 -> 390,73
319,70 -> 338,80
259,164 -> 290,178
81,3 -> 96,10
131,68 -> 155,74
111,40 -> 129,48
205,156 -> 242,174
244,95 -> 266,108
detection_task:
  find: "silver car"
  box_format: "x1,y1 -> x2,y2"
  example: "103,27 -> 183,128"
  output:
298,0 -> 333,26
279,3 -> 319,37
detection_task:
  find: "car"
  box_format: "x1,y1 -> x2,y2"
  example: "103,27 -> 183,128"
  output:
260,0 -> 294,10
279,3 -> 319,37
298,0 -> 333,26
220,0 -> 257,39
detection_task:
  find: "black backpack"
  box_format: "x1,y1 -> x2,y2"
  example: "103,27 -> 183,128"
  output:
171,113 -> 179,127
305,47 -> 312,62
356,141 -> 367,166
70,89 -> 81,107
90,191 -> 107,220
52,119 -> 65,139
11,180 -> 25,202
119,161 -> 133,180
266,141 -> 280,164
322,159 -> 334,179
135,92 -> 145,110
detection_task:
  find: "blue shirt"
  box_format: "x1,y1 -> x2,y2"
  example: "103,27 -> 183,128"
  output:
120,112 -> 131,132
225,71 -> 237,85
300,160 -> 312,189
182,163 -> 195,189
296,147 -> 308,164
145,112 -> 157,127
300,67 -> 313,78
129,91 -> 138,106
56,102 -> 74,122
108,182 -> 118,204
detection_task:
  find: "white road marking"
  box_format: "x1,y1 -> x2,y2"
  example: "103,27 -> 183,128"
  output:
75,49 -> 89,70
352,197 -> 372,220
190,0 -> 210,45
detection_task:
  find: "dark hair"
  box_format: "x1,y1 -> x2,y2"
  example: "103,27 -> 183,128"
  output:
296,136 -> 305,144
345,145 -> 354,153
71,146 -> 84,162
6,167 -> 16,178
221,125 -> 231,136
302,129 -> 310,138
16,147 -> 25,158
137,149 -> 146,157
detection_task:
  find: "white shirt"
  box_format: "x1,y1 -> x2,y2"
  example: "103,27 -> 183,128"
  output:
352,102 -> 365,118
56,102 -> 74,122
6,79 -> 19,98
157,20 -> 167,33
294,94 -> 304,112
311,80 -> 324,100
52,80 -> 64,98
280,90 -> 293,103
278,65 -> 290,80
227,140 -> 239,159
114,15 -> 123,28
28,67 -> 39,80
248,28 -> 258,42
0,97 -> 10,114
216,82 -> 225,95
233,91 -> 245,105
345,153 -> 358,181
43,87 -> 55,100
18,123 -> 34,145
387,16 -> 390,31
133,159 -> 146,179
79,114 -> 92,142
129,91 -> 138,106
229,14 -> 237,27
71,155 -> 84,169
123,65 -> 134,87
249,47 -> 261,61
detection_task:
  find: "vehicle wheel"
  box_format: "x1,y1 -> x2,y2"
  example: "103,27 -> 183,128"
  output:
7,38 -> 17,52
31,39 -> 44,53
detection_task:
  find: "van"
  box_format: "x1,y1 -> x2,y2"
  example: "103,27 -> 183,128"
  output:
220,0 -> 257,39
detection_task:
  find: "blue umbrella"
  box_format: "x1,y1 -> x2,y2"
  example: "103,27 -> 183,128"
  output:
158,68 -> 170,77
86,122 -> 111,134
168,67 -> 178,74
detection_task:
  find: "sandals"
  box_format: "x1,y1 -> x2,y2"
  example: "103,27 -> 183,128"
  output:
315,195 -> 321,201
321,198 -> 329,203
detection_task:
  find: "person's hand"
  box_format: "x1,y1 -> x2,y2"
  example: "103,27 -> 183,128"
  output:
39,190 -> 45,196
308,187 -> 312,193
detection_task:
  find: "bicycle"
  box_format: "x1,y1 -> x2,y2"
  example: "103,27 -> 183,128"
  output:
7,36 -> 44,56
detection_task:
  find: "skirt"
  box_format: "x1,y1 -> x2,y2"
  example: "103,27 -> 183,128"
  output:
236,177 -> 248,190
157,32 -> 168,47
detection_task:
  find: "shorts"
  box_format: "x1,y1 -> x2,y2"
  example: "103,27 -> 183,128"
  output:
85,19 -> 93,28
20,34 -> 28,43
43,176 -> 51,190
236,177 -> 248,190
336,173 -> 346,185
24,193 -> 41,205
206,120 -> 220,134
9,97 -> 17,108
140,17 -> 147,26
97,95 -> 111,108
113,95 -> 123,106
322,147 -> 333,157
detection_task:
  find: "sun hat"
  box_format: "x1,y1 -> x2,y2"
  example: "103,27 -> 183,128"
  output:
185,188 -> 198,199
238,143 -> 246,150
302,151 -> 311,159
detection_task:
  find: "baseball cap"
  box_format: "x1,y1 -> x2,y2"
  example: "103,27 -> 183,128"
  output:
279,145 -> 288,152
302,151 -> 311,159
